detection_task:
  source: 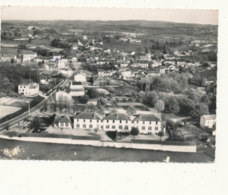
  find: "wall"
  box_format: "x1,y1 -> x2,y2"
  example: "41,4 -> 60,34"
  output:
0,135 -> 197,153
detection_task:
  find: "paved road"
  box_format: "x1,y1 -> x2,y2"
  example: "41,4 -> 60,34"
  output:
0,79 -> 65,131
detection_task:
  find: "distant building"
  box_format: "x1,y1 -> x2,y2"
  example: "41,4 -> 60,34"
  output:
200,115 -> 216,129
0,47 -> 18,62
55,90 -> 72,102
69,81 -> 85,97
97,69 -> 116,77
18,83 -> 39,97
19,50 -> 37,62
74,73 -> 87,83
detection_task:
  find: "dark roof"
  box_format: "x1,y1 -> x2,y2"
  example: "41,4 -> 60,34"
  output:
133,114 -> 160,122
58,116 -> 71,123
19,49 -> 36,55
72,81 -> 82,85
103,113 -> 130,121
1,47 -> 18,55
74,112 -> 100,120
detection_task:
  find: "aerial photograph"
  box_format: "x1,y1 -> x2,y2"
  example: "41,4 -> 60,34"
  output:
0,7 -> 217,162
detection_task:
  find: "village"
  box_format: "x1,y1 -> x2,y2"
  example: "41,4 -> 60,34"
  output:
0,21 -> 217,154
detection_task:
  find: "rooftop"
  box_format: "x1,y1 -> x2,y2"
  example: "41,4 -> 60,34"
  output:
103,113 -> 130,121
133,114 -> 161,122
74,112 -> 101,120
58,116 -> 71,124
201,114 -> 216,120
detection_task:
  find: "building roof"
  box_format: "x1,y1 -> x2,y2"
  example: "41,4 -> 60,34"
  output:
103,113 -> 130,121
133,114 -> 160,122
19,49 -> 36,55
71,81 -> 83,85
74,112 -> 101,120
201,114 -> 216,120
1,47 -> 18,55
58,116 -> 71,123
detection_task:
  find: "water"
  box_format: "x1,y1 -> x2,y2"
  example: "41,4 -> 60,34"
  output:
0,138 -> 214,162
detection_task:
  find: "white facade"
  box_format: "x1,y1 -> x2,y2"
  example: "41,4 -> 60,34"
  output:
58,59 -> 68,69
200,115 -> 216,129
18,83 -> 39,97
121,71 -> 134,80
69,81 -> 85,96
72,112 -> 163,135
56,90 -> 72,102
22,53 -> 37,62
74,74 -> 86,82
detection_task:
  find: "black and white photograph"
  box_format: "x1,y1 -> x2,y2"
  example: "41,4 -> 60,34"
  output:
0,7 -> 218,162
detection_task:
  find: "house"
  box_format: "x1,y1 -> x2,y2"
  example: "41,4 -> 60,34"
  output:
120,71 -> 134,80
58,68 -> 74,77
74,73 -> 87,83
19,50 -> 37,62
58,59 -> 68,69
69,81 -> 85,97
200,115 -> 216,129
87,99 -> 99,106
18,83 -> 39,97
102,113 -> 132,132
74,112 -> 101,130
54,116 -> 72,129
136,60 -> 150,69
55,90 -> 72,102
0,47 -> 18,62
97,69 -> 116,77
132,114 -> 162,134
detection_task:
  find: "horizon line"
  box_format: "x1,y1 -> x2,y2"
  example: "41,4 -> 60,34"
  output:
1,19 -> 218,26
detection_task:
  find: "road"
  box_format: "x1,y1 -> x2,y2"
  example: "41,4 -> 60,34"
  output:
0,79 -> 66,131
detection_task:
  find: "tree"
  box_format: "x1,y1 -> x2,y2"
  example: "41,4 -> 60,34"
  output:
30,117 -> 41,132
155,100 -> 165,112
178,97 -> 195,115
131,127 -> 139,136
185,89 -> 200,103
143,91 -> 159,107
190,103 -> 209,119
166,97 -> 180,114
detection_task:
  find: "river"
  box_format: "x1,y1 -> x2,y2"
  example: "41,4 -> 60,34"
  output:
0,138 -> 214,162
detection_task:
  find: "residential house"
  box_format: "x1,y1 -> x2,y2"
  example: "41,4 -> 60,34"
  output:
69,81 -> 85,97
18,83 -> 39,97
74,73 -> 87,83
74,112 -> 101,130
120,71 -> 134,80
19,50 -> 37,62
55,90 -> 72,102
200,115 -> 216,129
0,47 -> 18,62
97,69 -> 116,78
132,114 -> 162,134
54,116 -> 72,129
102,113 -> 132,132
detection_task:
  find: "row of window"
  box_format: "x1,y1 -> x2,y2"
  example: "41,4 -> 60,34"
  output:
75,119 -> 159,125
74,123 -> 159,131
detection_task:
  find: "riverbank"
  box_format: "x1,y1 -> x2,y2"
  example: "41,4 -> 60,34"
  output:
0,138 -> 214,162
0,134 -> 197,153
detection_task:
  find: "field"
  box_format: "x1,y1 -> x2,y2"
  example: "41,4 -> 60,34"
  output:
0,105 -> 21,119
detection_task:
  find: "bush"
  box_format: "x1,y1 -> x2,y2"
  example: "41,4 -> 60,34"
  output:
130,127 -> 139,136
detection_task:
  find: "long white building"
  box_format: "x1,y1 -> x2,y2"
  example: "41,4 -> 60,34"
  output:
73,112 -> 164,135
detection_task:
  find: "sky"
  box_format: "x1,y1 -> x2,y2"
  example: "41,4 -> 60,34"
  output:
1,7 -> 218,25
